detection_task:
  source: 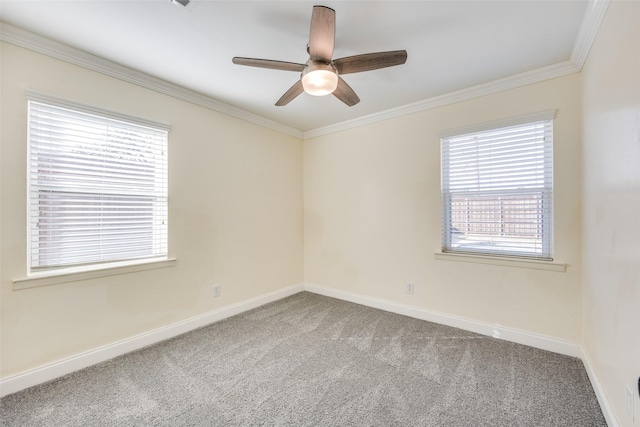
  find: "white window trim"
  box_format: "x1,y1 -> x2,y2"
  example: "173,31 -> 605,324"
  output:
13,257 -> 177,290
24,90 -> 171,279
440,110 -> 556,261
25,90 -> 171,131
439,110 -> 556,139
434,252 -> 566,272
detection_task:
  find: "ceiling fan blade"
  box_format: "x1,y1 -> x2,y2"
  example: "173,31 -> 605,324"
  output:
308,5 -> 335,63
275,80 -> 304,106
232,57 -> 306,72
332,77 -> 360,107
333,50 -> 407,75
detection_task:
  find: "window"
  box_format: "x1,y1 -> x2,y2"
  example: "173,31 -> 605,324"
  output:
27,94 -> 169,273
440,111 -> 553,260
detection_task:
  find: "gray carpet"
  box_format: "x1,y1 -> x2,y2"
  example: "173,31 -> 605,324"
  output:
1,292 -> 606,426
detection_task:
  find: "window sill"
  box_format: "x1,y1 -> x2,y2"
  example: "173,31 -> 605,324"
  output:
434,252 -> 566,272
12,258 -> 177,290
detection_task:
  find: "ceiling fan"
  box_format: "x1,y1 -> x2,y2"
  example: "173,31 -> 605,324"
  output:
232,5 -> 407,107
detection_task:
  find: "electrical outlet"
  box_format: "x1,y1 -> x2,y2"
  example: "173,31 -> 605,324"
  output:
406,283 -> 414,294
213,285 -> 221,297
626,385 -> 634,420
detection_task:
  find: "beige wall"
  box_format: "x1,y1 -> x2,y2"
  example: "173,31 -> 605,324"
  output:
304,74 -> 583,342
3,6 -> 639,424
581,1 -> 640,425
0,43 -> 304,377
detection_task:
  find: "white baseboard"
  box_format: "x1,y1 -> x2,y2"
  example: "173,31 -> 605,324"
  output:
1,281 -> 618,427
303,284 -> 582,358
580,348 -> 620,427
0,283 -> 304,397
303,284 -> 622,424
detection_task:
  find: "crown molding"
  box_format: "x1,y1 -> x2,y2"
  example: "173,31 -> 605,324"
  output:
303,61 -> 578,139
0,22 -> 304,139
1,0 -> 609,141
570,0 -> 611,70
304,0 -> 610,139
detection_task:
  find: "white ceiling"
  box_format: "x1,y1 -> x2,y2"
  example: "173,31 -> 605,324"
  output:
1,1 -> 593,133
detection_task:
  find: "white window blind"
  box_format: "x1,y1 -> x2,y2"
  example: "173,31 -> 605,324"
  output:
28,97 -> 168,271
441,114 -> 553,259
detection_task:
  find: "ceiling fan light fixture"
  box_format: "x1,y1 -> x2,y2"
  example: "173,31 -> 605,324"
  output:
232,6 -> 406,106
301,62 -> 338,96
